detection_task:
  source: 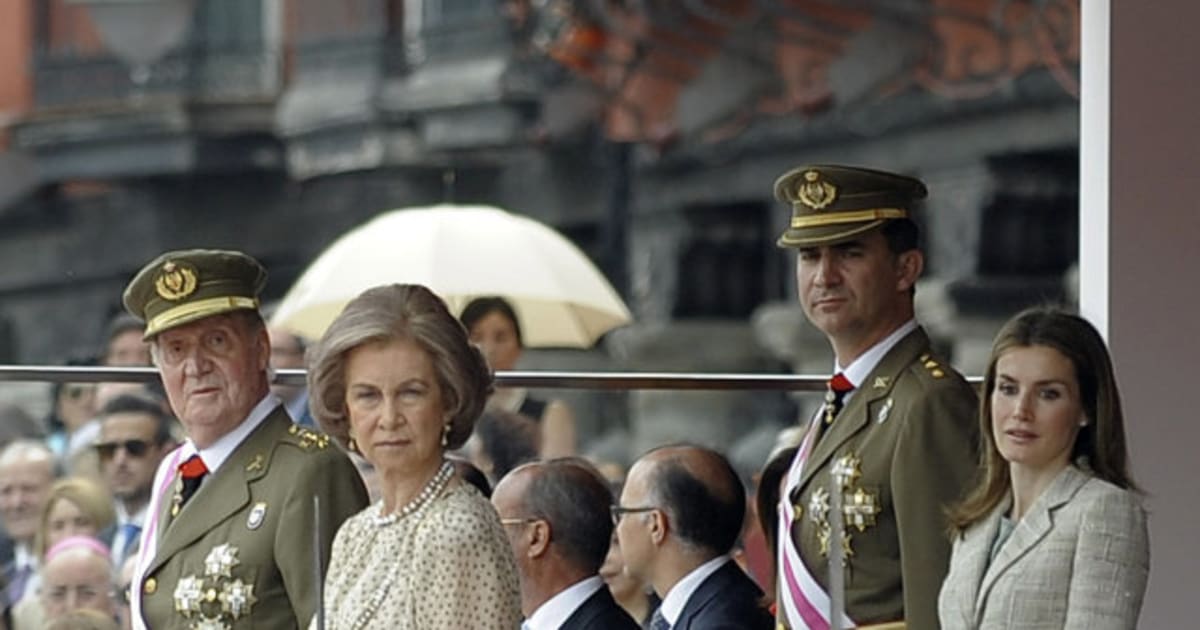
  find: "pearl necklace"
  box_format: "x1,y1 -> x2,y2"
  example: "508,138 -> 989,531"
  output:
370,460 -> 454,528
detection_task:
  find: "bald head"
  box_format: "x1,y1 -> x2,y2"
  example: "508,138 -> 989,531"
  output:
495,459 -> 614,574
635,445 -> 745,556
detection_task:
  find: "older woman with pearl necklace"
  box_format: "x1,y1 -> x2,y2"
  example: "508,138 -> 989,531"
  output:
307,284 -> 521,629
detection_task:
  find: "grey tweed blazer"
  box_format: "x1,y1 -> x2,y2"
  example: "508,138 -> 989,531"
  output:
938,465 -> 1149,629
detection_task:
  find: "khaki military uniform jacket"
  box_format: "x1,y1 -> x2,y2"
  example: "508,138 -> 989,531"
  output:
782,328 -> 978,629
139,407 -> 369,629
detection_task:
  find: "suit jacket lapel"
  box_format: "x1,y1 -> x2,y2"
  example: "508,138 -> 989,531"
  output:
799,328 -> 931,489
957,497 -> 1008,625
148,409 -> 286,576
974,467 -> 1090,617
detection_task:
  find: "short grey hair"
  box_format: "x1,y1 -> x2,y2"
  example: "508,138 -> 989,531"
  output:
306,284 -> 493,451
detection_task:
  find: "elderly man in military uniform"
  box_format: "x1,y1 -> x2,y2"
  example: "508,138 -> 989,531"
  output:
771,166 -> 978,629
124,249 -> 369,630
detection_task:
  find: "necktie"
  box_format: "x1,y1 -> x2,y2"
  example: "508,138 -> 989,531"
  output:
649,607 -> 670,630
5,563 -> 32,605
178,455 -> 209,505
119,522 -> 142,564
823,372 -> 855,426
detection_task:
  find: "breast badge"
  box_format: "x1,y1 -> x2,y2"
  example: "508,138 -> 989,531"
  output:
805,453 -> 881,562
247,502 -> 267,530
174,544 -> 258,628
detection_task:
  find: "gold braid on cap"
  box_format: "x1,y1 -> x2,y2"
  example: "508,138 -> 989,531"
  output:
790,208 -> 908,228
146,297 -> 259,336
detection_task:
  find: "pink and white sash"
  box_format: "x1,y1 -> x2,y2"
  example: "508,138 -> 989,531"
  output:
777,418 -> 856,629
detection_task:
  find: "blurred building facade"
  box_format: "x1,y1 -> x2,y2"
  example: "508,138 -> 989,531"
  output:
0,0 -> 1080,458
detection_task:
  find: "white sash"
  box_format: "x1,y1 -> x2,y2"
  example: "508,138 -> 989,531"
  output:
777,416 -> 856,629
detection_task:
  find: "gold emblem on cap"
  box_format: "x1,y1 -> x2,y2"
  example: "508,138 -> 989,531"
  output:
154,261 -> 198,302
797,170 -> 838,210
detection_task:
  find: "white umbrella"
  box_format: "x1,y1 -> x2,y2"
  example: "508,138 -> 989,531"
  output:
271,204 -> 633,348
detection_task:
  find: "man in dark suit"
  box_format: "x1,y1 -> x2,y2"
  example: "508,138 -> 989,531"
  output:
615,445 -> 772,630
122,249 -> 369,629
492,458 -> 639,630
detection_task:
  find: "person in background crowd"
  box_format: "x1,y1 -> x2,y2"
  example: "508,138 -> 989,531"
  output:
492,459 -> 639,630
37,537 -> 115,624
615,445 -> 772,630
42,608 -> 119,630
42,364 -> 97,463
0,405 -> 43,454
34,478 -> 114,560
122,248 -> 368,629
266,316 -> 315,427
752,444 -> 798,614
770,164 -> 979,629
93,394 -> 176,569
598,533 -> 660,629
938,308 -> 1149,628
0,441 -> 56,615
460,296 -> 577,457
114,555 -> 137,630
469,408 -> 541,485
307,283 -> 521,629
102,314 -> 151,368
10,478 -> 114,630
448,456 -> 493,498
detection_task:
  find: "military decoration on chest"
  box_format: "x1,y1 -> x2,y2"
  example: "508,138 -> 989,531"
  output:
173,544 -> 258,628
804,453 -> 881,563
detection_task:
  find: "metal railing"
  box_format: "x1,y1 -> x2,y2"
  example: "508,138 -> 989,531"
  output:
0,365 -> 981,390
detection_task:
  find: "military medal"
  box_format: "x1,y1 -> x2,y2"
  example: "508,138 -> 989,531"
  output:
876,397 -> 894,424
247,502 -> 267,530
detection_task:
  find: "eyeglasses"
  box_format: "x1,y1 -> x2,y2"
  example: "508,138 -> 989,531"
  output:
95,439 -> 152,460
498,517 -> 541,527
610,505 -> 658,526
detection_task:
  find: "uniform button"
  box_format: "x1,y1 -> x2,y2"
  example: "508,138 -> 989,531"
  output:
144,577 -> 157,595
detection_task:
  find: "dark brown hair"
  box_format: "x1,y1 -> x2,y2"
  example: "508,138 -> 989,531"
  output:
948,307 -> 1138,533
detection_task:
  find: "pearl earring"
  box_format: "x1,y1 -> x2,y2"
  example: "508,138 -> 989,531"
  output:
441,423 -> 451,448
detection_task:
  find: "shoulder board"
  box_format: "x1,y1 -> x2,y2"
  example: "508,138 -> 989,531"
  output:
917,353 -> 947,380
283,424 -> 333,451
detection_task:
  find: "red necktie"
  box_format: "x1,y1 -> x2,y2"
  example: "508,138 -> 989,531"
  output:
823,372 -> 855,425
178,455 -> 209,505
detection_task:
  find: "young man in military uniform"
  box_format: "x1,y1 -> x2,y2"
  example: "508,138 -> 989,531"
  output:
123,249 -> 369,630
771,166 -> 978,629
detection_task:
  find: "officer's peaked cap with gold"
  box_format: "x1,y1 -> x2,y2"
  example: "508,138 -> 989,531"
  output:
122,249 -> 267,339
775,164 -> 927,248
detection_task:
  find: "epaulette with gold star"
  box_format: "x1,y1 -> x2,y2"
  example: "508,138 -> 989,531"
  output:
285,424 -> 332,451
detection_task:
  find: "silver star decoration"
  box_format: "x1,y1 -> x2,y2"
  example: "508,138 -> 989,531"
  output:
831,454 -> 862,490
844,487 -> 881,532
219,579 -> 257,619
807,486 -> 830,526
204,544 -> 240,578
173,575 -> 205,617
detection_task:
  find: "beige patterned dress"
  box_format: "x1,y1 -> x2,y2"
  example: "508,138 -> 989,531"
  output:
315,478 -> 522,629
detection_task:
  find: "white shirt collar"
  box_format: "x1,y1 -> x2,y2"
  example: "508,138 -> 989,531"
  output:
115,501 -> 149,526
176,394 -> 280,474
837,319 -> 918,390
13,543 -> 34,570
524,576 -> 604,630
660,556 -> 729,624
